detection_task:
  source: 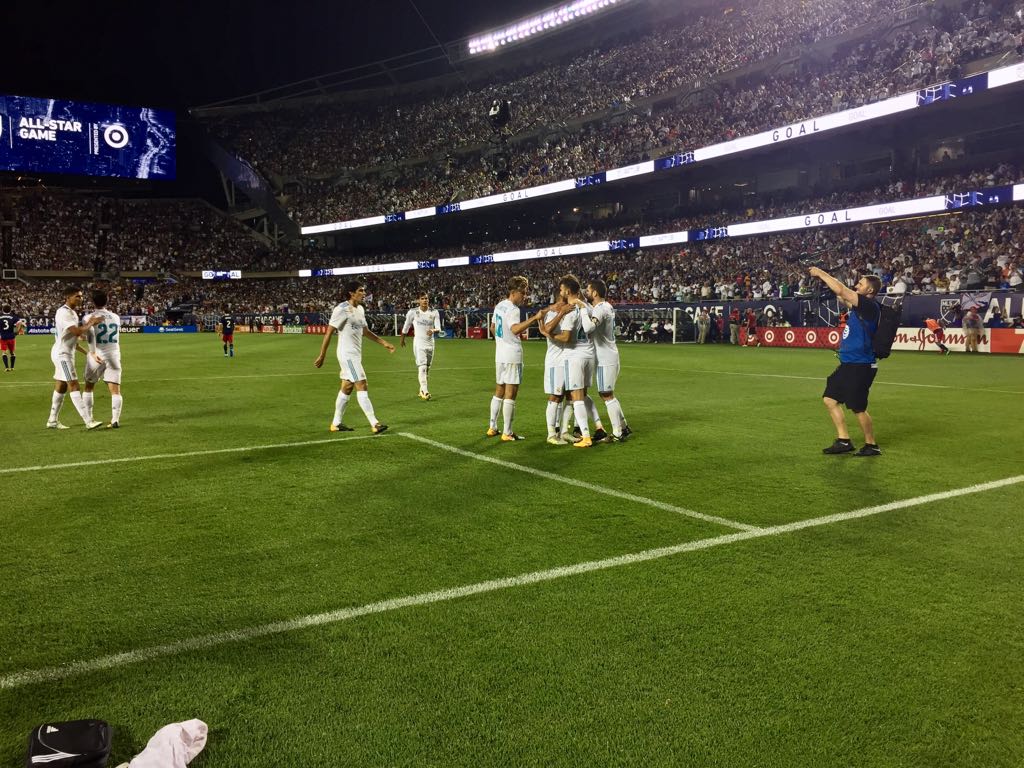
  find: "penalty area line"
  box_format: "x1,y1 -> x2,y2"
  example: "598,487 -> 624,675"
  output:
1,473 -> 1020,691
0,433 -> 386,475
399,431 -> 758,532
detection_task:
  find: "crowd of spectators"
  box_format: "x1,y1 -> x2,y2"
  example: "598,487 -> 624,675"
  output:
212,0 -> 1024,226
3,163 -> 1020,285
5,199 -> 1021,326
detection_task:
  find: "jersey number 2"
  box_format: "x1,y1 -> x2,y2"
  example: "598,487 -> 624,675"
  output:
95,324 -> 118,345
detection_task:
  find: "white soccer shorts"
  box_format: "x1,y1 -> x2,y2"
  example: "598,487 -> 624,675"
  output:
594,361 -> 619,393
85,353 -> 123,385
413,342 -> 435,368
339,357 -> 367,383
51,352 -> 77,383
564,357 -> 595,392
495,362 -> 523,386
543,363 -> 565,396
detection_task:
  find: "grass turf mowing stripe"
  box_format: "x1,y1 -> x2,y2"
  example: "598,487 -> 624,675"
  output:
399,431 -> 758,532
625,366 -> 1024,396
2,473 -> 1019,692
0,433 -> 385,475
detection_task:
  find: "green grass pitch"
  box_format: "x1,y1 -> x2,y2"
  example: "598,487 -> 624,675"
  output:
1,333 -> 1022,766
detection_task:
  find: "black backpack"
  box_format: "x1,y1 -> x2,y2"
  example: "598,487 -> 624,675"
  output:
25,720 -> 111,767
872,299 -> 902,360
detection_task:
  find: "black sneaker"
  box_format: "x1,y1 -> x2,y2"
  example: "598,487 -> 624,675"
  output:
822,439 -> 854,455
593,428 -> 608,442
572,425 -> 582,438
854,443 -> 882,457
372,423 -> 389,435
621,425 -> 633,439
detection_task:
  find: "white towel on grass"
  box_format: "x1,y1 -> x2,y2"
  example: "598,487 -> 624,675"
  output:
115,719 -> 207,768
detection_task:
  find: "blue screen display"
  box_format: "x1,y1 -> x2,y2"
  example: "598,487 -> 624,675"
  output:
0,94 -> 176,179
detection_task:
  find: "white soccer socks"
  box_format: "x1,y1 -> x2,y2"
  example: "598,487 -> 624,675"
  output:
357,390 -> 378,426
333,391 -> 350,425
572,400 -> 591,438
489,395 -> 503,430
417,365 -> 429,394
83,391 -> 94,422
502,399 -> 516,435
546,401 -> 560,437
111,394 -> 123,424
69,391 -> 91,424
584,395 -> 605,431
48,391 -> 65,423
605,397 -> 626,436
561,401 -> 573,436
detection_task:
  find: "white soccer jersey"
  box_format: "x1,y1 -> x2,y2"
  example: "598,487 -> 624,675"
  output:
582,301 -> 619,364
403,308 -> 441,344
329,301 -> 367,360
543,309 -> 566,368
52,305 -> 79,356
493,299 -> 523,364
84,310 -> 122,356
560,302 -> 596,361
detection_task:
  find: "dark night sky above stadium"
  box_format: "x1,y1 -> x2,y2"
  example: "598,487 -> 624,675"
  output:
3,0 -> 564,108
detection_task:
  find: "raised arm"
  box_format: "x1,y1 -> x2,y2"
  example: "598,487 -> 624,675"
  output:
809,267 -> 859,308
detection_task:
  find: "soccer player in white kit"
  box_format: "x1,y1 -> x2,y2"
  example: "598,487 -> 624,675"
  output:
314,280 -> 395,434
542,275 -> 607,448
538,298 -> 572,445
578,278 -> 630,441
47,286 -> 104,430
82,290 -> 125,428
487,275 -> 543,441
400,293 -> 442,400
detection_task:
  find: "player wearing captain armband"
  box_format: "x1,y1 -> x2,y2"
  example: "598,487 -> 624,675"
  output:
314,279 -> 395,434
400,293 -> 442,400
80,290 -> 125,428
487,275 -> 543,441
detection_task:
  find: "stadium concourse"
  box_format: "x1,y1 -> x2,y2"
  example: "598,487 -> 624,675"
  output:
204,1 -> 1024,227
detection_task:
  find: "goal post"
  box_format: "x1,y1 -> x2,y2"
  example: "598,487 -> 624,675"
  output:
672,307 -> 695,344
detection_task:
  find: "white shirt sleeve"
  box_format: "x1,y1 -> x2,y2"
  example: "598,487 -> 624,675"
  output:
580,305 -> 600,333
328,304 -> 349,332
558,309 -> 577,335
432,311 -> 441,333
401,309 -> 415,335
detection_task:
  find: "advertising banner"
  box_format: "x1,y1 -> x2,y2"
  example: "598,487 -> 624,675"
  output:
142,325 -> 197,334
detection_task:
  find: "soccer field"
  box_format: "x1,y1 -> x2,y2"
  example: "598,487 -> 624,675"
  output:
1,334 -> 1022,766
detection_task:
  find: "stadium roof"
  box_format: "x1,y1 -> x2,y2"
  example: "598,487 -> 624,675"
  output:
0,0 -> 675,109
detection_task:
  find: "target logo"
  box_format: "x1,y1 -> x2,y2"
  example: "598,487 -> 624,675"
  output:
103,124 -> 129,149
764,330 -> 776,343
784,330 -> 796,344
828,330 -> 841,345
806,331 -> 818,344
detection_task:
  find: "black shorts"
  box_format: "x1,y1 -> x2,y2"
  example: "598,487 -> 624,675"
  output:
823,363 -> 877,413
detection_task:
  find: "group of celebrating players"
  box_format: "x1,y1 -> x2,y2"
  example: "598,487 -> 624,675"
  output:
314,273 -> 630,447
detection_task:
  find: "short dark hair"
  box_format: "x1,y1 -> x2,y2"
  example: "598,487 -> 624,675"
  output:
92,290 -> 108,309
63,286 -> 81,298
861,275 -> 882,296
588,278 -> 607,299
418,292 -> 429,300
1,305 -> 10,313
559,275 -> 581,295
345,280 -> 365,297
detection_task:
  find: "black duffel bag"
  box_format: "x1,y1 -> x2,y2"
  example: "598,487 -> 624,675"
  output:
25,719 -> 111,767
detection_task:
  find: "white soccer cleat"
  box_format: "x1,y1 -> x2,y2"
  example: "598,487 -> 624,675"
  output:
46,421 -> 70,430
85,420 -> 104,430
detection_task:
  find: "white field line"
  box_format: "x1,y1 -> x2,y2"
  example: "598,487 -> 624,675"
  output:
0,433 -> 385,475
2,473 -> 1020,691
624,366 -> 1024,396
399,432 -> 757,532
0,366 -> 494,388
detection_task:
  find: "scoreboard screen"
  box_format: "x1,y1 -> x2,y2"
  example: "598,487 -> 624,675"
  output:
0,94 -> 176,179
